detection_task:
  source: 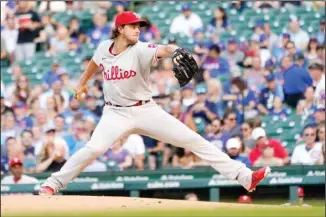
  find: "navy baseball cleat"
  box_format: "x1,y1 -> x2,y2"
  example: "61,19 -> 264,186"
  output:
248,166 -> 271,192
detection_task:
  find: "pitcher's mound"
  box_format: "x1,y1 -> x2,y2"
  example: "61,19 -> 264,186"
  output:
1,195 -> 273,215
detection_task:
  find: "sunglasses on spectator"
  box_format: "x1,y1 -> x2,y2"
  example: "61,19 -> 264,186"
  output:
304,133 -> 316,137
228,118 -> 236,121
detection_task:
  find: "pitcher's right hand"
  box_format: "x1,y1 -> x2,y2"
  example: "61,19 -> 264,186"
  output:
73,84 -> 88,100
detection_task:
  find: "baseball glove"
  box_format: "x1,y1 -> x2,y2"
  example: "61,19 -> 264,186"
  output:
172,48 -> 199,87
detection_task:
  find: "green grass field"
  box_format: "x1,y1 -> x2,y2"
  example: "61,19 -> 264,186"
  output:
4,206 -> 324,217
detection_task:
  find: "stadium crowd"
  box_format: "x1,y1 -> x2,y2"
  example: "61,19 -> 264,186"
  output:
0,1 -> 325,179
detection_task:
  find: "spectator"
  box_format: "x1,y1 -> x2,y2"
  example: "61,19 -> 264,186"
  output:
253,142 -> 284,167
84,95 -> 102,119
241,121 -> 255,153
285,41 -> 298,60
207,7 -> 230,41
249,127 -> 289,165
43,61 -> 64,88
33,109 -> 49,131
230,1 -> 247,13
44,95 -> 64,122
15,1 -> 42,61
291,125 -> 323,165
170,4 -> 203,37
38,1 -> 67,13
35,125 -> 69,172
1,113 -> 21,146
4,137 -> 24,162
64,120 -> 88,155
102,138 -> 132,171
39,78 -> 69,110
306,105 -> 326,126
20,129 -> 37,173
294,53 -> 307,68
243,56 -> 264,94
1,158 -> 39,184
171,100 -> 197,132
13,101 -> 33,129
317,123 -> 325,147
305,37 -> 319,61
225,137 -> 251,167
316,45 -> 325,63
224,77 -> 258,120
2,15 -> 18,63
87,11 -> 110,46
288,16 -> 310,51
296,86 -> 316,121
272,33 -> 291,62
49,25 -> 71,55
187,85 -> 218,125
221,38 -> 245,70
172,147 -> 208,169
283,55 -> 312,108
202,45 -> 230,80
206,79 -> 225,118
68,16 -> 86,43
193,28 -> 209,57
258,74 -> 284,115
258,34 -> 272,67
317,20 -> 325,45
263,22 -> 279,51
83,159 -> 107,172
11,74 -> 31,105
222,111 -> 241,137
142,136 -> 165,170
251,21 -> 265,42
1,93 -> 13,115
122,134 -> 146,170
269,96 -> 288,120
40,14 -> 55,40
139,16 -> 160,42
308,60 -> 325,106
205,118 -> 230,151
253,1 -> 280,8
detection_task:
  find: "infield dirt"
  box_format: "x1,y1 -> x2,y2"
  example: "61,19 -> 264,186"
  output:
2,195 -> 276,215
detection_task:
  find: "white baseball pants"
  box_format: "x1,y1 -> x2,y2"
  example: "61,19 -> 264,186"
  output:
43,101 -> 253,191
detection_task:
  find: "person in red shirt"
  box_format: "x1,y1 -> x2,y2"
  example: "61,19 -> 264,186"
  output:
249,127 -> 289,165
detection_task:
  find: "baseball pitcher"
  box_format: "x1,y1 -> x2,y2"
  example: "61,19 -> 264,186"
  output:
39,11 -> 270,195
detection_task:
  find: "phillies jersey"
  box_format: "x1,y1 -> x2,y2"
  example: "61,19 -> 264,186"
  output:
92,40 -> 159,106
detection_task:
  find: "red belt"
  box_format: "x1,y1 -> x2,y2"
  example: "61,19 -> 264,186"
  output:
105,100 -> 150,107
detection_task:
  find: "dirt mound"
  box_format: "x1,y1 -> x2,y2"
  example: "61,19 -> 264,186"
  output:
1,195 -> 275,215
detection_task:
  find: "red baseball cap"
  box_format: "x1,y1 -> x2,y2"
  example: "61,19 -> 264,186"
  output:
9,158 -> 23,167
114,11 -> 148,28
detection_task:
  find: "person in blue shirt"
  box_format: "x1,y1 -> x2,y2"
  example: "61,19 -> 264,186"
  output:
63,120 -> 87,156
204,118 -> 231,152
269,96 -> 289,120
43,60 -> 63,88
225,137 -> 251,167
193,28 -> 209,58
87,11 -> 111,46
202,45 -> 230,79
187,85 -> 218,125
12,101 -> 33,129
272,33 -> 291,63
282,55 -> 313,108
257,73 -> 284,115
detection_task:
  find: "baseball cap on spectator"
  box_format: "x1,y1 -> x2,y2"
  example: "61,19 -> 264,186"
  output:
315,105 -> 325,112
228,37 -> 237,44
282,33 -> 291,39
44,123 -> 56,133
254,20 -> 264,28
226,138 -> 241,150
115,11 -> 148,29
264,59 -> 275,68
259,34 -> 268,43
113,1 -> 128,7
182,4 -> 191,11
295,53 -> 305,61
289,15 -> 299,22
13,101 -> 27,109
265,73 -> 276,82
252,127 -> 267,140
182,83 -> 193,90
168,36 -> 177,44
195,83 -> 207,94
193,28 -> 204,35
9,158 -> 23,167
308,59 -> 324,70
